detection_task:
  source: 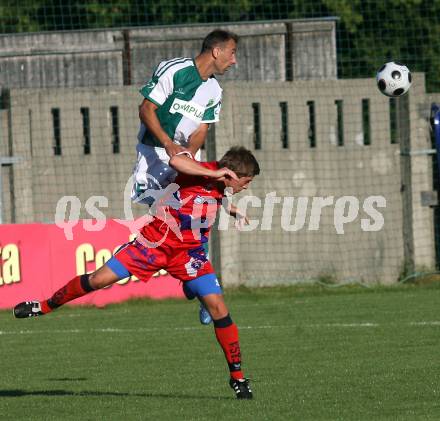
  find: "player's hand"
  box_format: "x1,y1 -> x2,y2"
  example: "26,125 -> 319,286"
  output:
164,141 -> 188,158
234,210 -> 250,230
211,168 -> 239,181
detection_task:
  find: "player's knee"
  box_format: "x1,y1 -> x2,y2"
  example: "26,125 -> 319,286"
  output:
88,272 -> 102,289
88,264 -> 120,289
206,300 -> 228,320
88,271 -> 111,289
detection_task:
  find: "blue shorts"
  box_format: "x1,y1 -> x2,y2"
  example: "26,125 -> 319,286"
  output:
182,273 -> 223,299
106,256 -> 131,279
107,254 -> 222,299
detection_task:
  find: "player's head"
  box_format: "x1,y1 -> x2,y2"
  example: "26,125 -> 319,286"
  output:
218,146 -> 260,193
201,29 -> 238,75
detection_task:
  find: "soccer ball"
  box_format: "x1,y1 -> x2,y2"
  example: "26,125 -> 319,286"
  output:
376,62 -> 412,97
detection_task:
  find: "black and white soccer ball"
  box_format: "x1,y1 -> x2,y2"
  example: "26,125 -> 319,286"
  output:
376,62 -> 412,97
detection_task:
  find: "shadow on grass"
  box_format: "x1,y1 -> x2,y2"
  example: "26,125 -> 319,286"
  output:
0,389 -> 231,400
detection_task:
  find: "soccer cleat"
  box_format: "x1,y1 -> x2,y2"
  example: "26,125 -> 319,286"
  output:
13,301 -> 44,318
199,302 -> 212,325
229,378 -> 253,400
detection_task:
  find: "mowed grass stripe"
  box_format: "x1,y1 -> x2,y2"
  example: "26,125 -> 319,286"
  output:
2,320 -> 440,336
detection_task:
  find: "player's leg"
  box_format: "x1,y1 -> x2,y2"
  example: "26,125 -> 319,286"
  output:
183,274 -> 253,399
13,264 -> 121,318
182,242 -> 213,325
198,241 -> 213,325
182,283 -> 213,324
13,239 -> 157,318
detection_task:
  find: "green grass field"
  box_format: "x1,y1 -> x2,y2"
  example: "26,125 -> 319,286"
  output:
1,283 -> 440,420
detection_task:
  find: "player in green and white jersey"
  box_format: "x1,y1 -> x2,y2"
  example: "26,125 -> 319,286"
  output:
131,29 -> 238,205
130,30 -> 238,325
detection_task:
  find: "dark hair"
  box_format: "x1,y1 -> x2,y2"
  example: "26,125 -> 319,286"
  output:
218,146 -> 260,177
201,29 -> 238,53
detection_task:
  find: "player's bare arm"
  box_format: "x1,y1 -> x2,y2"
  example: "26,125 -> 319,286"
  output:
169,154 -> 238,181
187,123 -> 209,155
227,203 -> 250,227
139,99 -> 188,157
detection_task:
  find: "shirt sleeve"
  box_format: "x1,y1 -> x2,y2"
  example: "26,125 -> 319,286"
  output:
175,151 -> 195,160
139,65 -> 174,107
202,90 -> 222,123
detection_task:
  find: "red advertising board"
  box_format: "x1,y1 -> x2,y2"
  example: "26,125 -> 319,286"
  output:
0,220 -> 184,309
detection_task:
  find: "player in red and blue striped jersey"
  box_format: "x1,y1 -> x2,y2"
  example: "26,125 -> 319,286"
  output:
14,146 -> 259,400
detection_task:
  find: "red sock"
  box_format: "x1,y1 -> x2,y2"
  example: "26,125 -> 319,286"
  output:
214,316 -> 244,380
40,274 -> 94,313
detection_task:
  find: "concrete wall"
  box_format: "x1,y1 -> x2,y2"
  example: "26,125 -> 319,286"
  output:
5,87 -> 141,223
407,77 -> 436,268
127,22 -> 288,84
1,75 -> 435,283
0,19 -> 337,89
216,80 -> 409,283
0,31 -> 124,88
289,20 -> 337,80
0,109 -> 13,223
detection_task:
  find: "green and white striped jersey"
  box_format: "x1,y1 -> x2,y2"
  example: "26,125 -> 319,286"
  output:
138,57 -> 222,147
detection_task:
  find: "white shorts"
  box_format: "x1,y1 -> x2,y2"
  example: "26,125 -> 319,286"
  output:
131,143 -> 200,205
